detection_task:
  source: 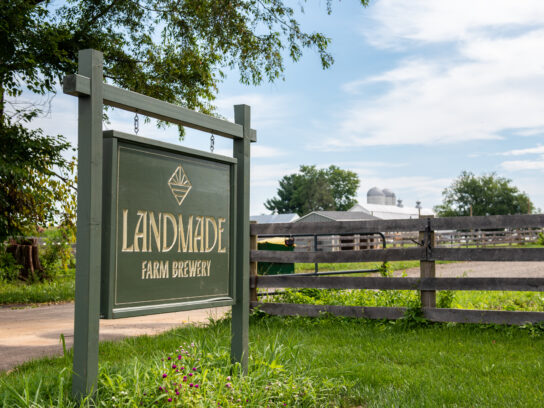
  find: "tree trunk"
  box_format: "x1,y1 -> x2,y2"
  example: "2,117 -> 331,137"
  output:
6,238 -> 43,281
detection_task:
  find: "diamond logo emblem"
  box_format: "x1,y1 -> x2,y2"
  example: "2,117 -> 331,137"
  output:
168,164 -> 192,206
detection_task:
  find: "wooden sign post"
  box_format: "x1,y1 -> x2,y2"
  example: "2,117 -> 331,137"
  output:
64,49 -> 255,397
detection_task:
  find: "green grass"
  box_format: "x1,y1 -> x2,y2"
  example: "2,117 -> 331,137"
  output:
265,287 -> 544,312
0,270 -> 75,305
1,315 -> 543,407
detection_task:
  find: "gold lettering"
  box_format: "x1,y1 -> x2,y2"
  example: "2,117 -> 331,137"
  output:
146,262 -> 153,279
196,260 -> 202,276
122,209 -> 134,252
205,260 -> 211,276
177,215 -> 193,253
218,218 -> 227,253
160,261 -> 169,278
153,261 -> 160,279
183,260 -> 188,277
193,216 -> 204,253
133,211 -> 148,252
148,212 -> 161,252
205,217 -> 218,252
141,261 -> 147,279
189,261 -> 197,277
172,261 -> 178,278
162,213 -> 177,252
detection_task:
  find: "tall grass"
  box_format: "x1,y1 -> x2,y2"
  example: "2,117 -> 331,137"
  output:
1,315 -> 543,407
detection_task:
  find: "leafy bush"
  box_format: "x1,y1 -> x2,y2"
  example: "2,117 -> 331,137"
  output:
437,290 -> 455,308
0,246 -> 21,282
537,232 -> 544,246
40,227 -> 75,280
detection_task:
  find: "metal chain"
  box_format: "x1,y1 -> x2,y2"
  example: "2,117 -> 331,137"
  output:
210,134 -> 215,152
134,112 -> 139,135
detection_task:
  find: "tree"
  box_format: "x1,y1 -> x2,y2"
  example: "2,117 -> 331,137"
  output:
265,165 -> 359,216
0,0 -> 370,240
434,171 -> 533,217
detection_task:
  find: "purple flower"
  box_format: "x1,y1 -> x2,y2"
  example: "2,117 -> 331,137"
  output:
168,357 -> 171,360
168,398 -> 172,402
225,382 -> 232,389
192,367 -> 197,371
188,373 -> 193,377
177,355 -> 182,360
194,384 -> 199,389
183,376 -> 187,382
162,374 -> 168,378
180,366 -> 185,370
176,391 -> 180,395
189,383 -> 194,388
172,364 -> 177,369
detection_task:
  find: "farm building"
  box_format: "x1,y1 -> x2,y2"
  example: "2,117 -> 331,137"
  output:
250,213 -> 299,223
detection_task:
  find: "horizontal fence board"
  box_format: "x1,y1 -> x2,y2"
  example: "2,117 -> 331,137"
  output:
251,248 -> 424,263
251,219 -> 428,235
250,214 -> 544,236
252,302 -> 544,325
63,74 -> 252,140
433,248 -> 544,261
255,276 -> 544,291
431,214 -> 544,230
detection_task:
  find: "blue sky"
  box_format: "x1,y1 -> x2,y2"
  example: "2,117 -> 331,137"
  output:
30,0 -> 544,215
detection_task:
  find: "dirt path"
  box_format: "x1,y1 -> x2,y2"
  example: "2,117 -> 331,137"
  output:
398,261 -> 544,278
0,303 -> 228,372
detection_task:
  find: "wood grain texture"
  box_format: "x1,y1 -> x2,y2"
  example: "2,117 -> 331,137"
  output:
251,302 -> 544,325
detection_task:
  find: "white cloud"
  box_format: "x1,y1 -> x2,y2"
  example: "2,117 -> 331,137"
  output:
252,145 -> 285,158
501,145 -> 544,156
366,0 -> 544,47
214,92 -> 297,130
501,157 -> 544,172
329,2 -> 544,148
251,163 -> 296,188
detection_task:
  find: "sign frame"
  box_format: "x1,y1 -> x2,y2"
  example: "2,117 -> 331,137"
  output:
63,49 -> 254,397
100,130 -> 238,319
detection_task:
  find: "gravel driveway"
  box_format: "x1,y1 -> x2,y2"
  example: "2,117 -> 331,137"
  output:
399,261 -> 544,278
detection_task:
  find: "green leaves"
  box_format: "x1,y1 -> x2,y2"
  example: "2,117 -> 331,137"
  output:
264,164 -> 360,215
434,171 -> 533,217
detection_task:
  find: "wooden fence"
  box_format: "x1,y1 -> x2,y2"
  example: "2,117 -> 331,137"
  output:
292,228 -> 543,251
250,214 -> 544,325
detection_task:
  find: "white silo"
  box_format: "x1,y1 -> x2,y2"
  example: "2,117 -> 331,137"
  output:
382,189 -> 396,206
367,187 -> 386,205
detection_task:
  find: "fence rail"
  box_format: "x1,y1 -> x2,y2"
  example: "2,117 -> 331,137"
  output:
250,214 -> 544,325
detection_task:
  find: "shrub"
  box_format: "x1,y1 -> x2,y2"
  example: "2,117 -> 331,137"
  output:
0,246 -> 21,282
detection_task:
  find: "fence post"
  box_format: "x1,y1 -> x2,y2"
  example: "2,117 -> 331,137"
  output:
419,215 -> 436,308
71,49 -> 103,398
250,222 -> 258,302
231,104 -> 250,374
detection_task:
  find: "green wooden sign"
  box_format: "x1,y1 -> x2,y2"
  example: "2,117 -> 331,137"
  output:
101,131 -> 237,318
63,49 -> 254,397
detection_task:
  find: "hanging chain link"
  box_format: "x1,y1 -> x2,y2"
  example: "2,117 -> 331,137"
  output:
210,134 -> 215,152
134,112 -> 140,135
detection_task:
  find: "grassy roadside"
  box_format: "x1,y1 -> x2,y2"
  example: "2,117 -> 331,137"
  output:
0,271 -> 75,305
1,315 -> 543,407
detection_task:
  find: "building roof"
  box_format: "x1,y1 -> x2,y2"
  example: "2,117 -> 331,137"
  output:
295,211 -> 379,223
250,213 -> 299,223
348,203 -> 434,220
